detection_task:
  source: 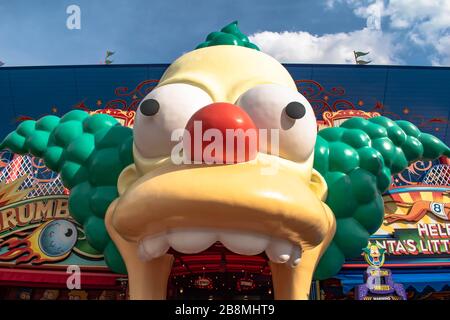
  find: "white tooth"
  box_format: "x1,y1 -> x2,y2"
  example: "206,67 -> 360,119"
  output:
219,231 -> 269,255
142,233 -> 170,260
289,246 -> 302,267
265,238 -> 293,263
167,229 -> 217,254
138,242 -> 149,261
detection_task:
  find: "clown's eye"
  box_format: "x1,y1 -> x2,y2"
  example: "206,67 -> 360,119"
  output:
285,102 -> 306,119
140,99 -> 160,116
236,84 -> 317,162
134,83 -> 212,158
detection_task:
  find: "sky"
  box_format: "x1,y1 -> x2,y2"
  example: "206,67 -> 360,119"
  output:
0,0 -> 449,67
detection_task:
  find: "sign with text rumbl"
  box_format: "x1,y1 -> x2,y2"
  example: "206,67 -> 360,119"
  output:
375,186 -> 450,261
0,176 -> 104,268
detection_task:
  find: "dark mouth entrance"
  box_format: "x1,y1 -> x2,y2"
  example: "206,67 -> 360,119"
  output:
167,242 -> 274,300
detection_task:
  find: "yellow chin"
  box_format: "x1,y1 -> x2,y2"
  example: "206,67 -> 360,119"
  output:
105,149 -> 336,300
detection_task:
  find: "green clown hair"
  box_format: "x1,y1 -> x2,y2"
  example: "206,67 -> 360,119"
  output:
0,110 -> 133,274
313,116 -> 450,279
196,21 -> 260,51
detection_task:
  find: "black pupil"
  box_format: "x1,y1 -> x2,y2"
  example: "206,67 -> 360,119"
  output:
140,99 -> 160,116
285,101 -> 306,119
65,228 -> 73,237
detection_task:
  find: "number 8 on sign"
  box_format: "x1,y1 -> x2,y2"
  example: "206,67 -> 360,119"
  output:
430,202 -> 447,220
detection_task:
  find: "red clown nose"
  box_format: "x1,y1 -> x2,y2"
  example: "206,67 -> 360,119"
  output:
184,102 -> 258,164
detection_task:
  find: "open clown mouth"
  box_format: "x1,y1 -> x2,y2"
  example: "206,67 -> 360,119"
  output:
138,228 -> 302,266
137,228 -> 305,298
136,228 -> 308,299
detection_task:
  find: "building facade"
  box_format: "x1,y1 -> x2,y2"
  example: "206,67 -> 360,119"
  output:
0,64 -> 448,300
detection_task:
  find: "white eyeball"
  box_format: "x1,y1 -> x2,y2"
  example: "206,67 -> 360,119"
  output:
236,84 -> 317,162
134,83 -> 213,158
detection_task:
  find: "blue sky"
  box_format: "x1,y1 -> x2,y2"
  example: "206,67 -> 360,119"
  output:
0,0 -> 449,66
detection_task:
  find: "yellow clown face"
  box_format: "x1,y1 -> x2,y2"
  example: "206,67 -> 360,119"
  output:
363,243 -> 385,267
370,245 -> 380,258
105,45 -> 336,300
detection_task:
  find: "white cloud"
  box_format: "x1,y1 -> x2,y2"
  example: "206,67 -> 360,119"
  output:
249,28 -> 401,64
325,0 -> 359,9
385,0 -> 450,65
432,34 -> 450,66
325,0 -> 450,65
250,0 -> 450,66
354,0 -> 384,31
249,0 -> 398,65
327,0 -> 385,30
386,0 -> 450,31
324,0 -> 338,9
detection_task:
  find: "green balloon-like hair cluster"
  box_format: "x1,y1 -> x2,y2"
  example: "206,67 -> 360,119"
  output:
313,116 -> 450,279
196,21 -> 260,51
0,110 -> 133,273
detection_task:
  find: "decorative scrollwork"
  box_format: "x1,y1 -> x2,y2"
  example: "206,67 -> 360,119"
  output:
28,157 -> 59,183
104,80 -> 159,111
393,160 -> 437,186
89,109 -> 136,127
296,79 -> 346,98
0,150 -> 14,169
370,102 -> 448,133
295,80 -> 354,117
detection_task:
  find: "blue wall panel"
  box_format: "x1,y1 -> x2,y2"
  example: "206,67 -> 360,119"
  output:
0,64 -> 448,144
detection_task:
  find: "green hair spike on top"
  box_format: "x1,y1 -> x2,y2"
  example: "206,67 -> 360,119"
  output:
196,21 -> 260,51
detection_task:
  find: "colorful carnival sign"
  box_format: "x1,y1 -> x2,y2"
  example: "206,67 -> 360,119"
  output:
378,187 -> 450,257
355,242 -> 407,300
0,174 -> 106,268
345,185 -> 450,268
0,108 -> 136,270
